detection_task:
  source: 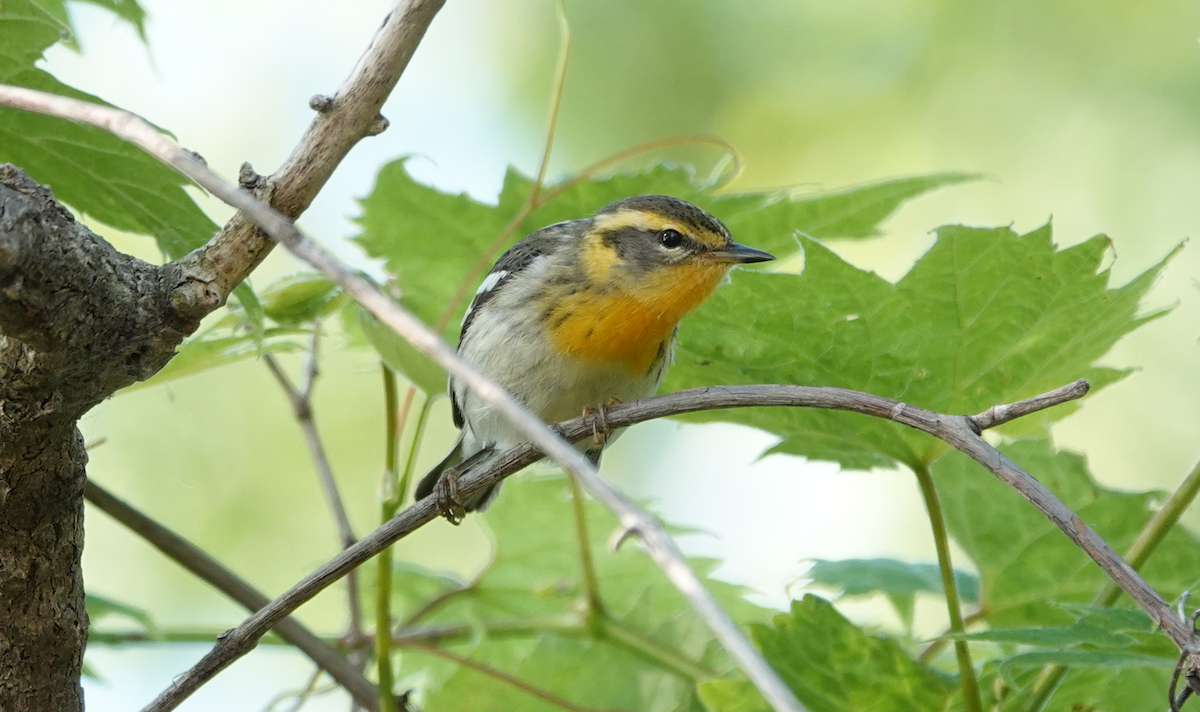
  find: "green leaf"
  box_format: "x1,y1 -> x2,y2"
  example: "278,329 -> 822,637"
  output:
119,331 -> 305,393
354,302 -> 447,396
0,0 -> 64,74
1000,650 -> 1171,669
259,273 -> 343,326
714,172 -> 978,258
1031,664 -> 1174,712
373,473 -> 768,712
805,558 -> 979,603
932,439 -> 1200,628
85,592 -> 154,632
698,680 -> 773,712
947,604 -> 1158,650
666,225 -> 1174,470
30,0 -> 147,46
743,595 -> 954,712
232,283 -> 264,344
1,1 -> 204,258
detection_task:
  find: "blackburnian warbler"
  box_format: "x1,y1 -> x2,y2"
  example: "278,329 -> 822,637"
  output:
415,195 -> 773,522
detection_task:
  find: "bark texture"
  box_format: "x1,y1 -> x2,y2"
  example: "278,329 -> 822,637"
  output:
0,164 -> 198,710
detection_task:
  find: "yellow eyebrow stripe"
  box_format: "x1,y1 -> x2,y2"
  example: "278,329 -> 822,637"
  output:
592,209 -> 727,249
593,210 -> 678,234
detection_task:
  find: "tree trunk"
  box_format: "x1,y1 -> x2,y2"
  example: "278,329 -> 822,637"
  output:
0,427 -> 88,710
0,164 -> 200,710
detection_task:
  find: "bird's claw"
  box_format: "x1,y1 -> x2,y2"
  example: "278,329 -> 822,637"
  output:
433,468 -> 467,525
584,396 -> 622,450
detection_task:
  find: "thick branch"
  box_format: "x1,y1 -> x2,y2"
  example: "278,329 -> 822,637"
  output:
176,0 -> 445,316
83,481 -> 379,711
0,165 -> 194,710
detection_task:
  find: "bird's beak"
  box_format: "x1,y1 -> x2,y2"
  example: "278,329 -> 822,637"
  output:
712,242 -> 775,264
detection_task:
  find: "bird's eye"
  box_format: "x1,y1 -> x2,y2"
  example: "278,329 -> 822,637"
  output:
658,229 -> 684,249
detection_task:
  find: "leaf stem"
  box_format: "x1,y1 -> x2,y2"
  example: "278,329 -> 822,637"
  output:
397,393 -> 435,509
597,615 -> 720,682
376,374 -> 431,712
530,0 -> 570,203
568,476 -> 605,618
405,643 -> 606,712
375,365 -> 403,712
912,462 -> 982,712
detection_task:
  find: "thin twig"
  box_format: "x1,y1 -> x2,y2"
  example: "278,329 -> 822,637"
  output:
263,332 -> 363,630
596,616 -> 720,681
0,86 -> 805,712
530,0 -> 570,203
405,642 -> 623,712
82,480 -> 378,710
374,377 -> 431,712
392,616 -> 584,646
968,379 -> 1090,431
376,365 -> 402,712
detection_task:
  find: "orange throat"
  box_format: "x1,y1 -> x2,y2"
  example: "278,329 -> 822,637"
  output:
546,260 -> 730,374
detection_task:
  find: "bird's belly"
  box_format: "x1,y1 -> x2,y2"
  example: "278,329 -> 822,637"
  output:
456,318 -> 667,450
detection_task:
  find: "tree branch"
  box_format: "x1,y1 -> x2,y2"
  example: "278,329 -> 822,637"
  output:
83,481 -> 379,711
175,0 -> 446,318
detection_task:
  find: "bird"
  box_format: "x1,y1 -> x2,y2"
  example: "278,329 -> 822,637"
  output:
415,194 -> 774,523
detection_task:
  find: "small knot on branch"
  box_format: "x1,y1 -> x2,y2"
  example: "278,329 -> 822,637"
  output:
237,163 -> 266,192
309,94 -> 335,113
366,114 -> 390,137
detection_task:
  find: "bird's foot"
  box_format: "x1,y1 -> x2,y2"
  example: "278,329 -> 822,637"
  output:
584,396 -> 623,450
433,466 -> 468,525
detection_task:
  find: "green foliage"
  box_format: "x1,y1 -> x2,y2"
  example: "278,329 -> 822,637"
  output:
259,272 -> 344,326
0,0 -> 217,260
31,0 -> 148,47
805,557 -> 979,630
85,592 -> 155,633
83,592 -> 155,679
666,226 -> 1171,469
703,596 -> 955,712
805,558 -> 979,603
369,473 -> 767,711
120,330 -> 304,393
947,605 -> 1176,686
350,163 -> 1184,710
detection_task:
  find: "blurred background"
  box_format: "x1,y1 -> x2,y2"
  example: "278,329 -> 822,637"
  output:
41,0 -> 1200,708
